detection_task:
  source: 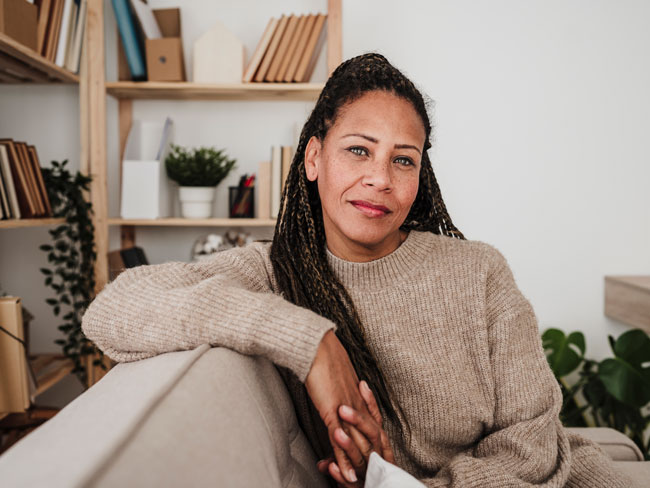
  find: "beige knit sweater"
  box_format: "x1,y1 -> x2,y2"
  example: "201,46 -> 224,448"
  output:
81,230 -> 632,487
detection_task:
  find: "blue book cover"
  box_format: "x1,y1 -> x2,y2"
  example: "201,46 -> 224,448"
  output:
111,0 -> 146,80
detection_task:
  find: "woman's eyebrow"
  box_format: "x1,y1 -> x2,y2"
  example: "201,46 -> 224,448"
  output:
342,133 -> 422,155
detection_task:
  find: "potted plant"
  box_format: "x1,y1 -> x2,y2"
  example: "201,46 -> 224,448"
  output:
165,143 -> 237,218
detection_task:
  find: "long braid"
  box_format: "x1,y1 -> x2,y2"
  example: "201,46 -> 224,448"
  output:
269,53 -> 465,446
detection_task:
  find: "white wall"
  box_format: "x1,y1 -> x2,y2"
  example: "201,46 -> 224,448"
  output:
1,0 -> 648,408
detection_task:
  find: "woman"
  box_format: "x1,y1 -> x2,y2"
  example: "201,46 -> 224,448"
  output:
81,53 -> 631,487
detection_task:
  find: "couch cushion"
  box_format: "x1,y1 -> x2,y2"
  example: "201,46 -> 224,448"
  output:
0,344 -> 211,487
566,427 -> 644,461
0,345 -> 329,488
92,347 -> 329,488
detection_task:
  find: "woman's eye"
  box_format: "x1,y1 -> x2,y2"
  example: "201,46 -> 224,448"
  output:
395,157 -> 414,167
348,146 -> 368,157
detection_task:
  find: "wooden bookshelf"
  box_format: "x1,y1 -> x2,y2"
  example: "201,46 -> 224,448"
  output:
106,81 -> 325,101
109,217 -> 276,227
0,218 -> 66,229
0,32 -> 79,84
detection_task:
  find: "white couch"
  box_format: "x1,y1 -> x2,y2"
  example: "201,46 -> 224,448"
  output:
0,344 -> 648,487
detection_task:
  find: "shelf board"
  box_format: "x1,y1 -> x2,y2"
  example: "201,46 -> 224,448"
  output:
0,32 -> 79,84
109,217 -> 277,227
105,81 -> 325,100
0,218 -> 66,229
28,353 -> 75,397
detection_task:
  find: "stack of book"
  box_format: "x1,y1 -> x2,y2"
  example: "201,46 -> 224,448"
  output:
243,13 -> 327,83
35,0 -> 87,73
0,139 -> 52,220
256,145 -> 294,219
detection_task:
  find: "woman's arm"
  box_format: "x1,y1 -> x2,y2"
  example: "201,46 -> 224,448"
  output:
413,244 -> 634,488
81,242 -> 336,383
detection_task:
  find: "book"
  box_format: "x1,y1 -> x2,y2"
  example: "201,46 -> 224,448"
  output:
28,145 -> 53,216
265,14 -> 299,82
283,14 -> 315,82
256,160 -> 271,219
129,0 -> 162,39
270,146 -> 281,218
66,0 -> 87,73
0,140 -> 34,218
242,17 -> 278,83
111,0 -> 147,80
16,142 -> 44,216
63,0 -> 79,69
254,14 -> 288,82
280,145 -> 292,195
36,0 -> 52,55
294,13 -> 327,82
108,246 -> 149,281
54,0 -> 74,67
0,145 -> 21,219
0,296 -> 31,412
0,154 -> 11,219
276,14 -> 307,82
45,0 -> 65,62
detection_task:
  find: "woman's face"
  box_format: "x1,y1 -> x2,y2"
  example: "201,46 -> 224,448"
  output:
304,90 -> 426,260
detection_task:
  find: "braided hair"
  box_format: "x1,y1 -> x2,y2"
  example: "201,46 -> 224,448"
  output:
269,52 -> 465,443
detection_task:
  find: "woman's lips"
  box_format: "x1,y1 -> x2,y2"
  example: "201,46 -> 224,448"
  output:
350,201 -> 391,217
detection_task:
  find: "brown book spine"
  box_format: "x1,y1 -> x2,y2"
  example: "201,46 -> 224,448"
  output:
36,0 -> 53,55
242,17 -> 278,83
294,14 -> 327,83
254,14 -> 289,83
276,15 -> 307,82
16,143 -> 44,216
0,140 -> 36,218
284,14 -> 316,83
28,146 -> 53,217
265,14 -> 298,82
46,0 -> 65,62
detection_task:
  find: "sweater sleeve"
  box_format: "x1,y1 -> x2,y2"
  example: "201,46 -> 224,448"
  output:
81,242 -> 337,383
417,244 -> 634,488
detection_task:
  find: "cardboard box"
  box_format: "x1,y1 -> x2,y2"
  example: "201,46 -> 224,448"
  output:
146,8 -> 186,81
0,0 -> 37,51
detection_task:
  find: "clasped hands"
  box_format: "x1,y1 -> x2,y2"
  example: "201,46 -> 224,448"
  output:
305,330 -> 396,487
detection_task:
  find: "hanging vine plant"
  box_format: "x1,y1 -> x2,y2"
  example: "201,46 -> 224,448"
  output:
39,159 -> 102,387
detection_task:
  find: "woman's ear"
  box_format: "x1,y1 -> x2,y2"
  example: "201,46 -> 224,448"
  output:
304,136 -> 321,182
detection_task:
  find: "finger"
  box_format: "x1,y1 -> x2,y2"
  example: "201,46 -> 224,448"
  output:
330,424 -> 360,484
343,422 -> 375,460
339,404 -> 382,454
333,425 -> 366,478
329,461 -> 355,487
379,429 -> 396,464
359,380 -> 383,425
317,457 -> 334,474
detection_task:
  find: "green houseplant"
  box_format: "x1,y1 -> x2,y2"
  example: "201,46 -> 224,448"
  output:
542,327 -> 650,460
39,159 -> 100,388
165,143 -> 237,219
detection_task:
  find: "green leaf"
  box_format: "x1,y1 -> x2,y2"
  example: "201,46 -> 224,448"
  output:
542,328 -> 585,377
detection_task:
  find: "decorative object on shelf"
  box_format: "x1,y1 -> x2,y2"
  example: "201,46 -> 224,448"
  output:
228,173 -> 255,218
542,327 -> 650,459
190,230 -> 253,262
120,117 -> 174,219
193,19 -> 244,83
165,143 -> 237,219
144,7 -> 186,82
38,159 -> 98,388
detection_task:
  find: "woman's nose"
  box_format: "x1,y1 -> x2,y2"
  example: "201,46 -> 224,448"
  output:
363,160 -> 392,190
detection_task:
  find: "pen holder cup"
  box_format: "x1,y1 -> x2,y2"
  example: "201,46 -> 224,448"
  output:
229,186 -> 255,218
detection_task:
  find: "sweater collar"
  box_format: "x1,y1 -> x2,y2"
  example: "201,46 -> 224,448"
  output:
325,230 -> 433,291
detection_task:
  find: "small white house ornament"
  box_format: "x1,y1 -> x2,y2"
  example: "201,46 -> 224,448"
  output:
193,19 -> 245,83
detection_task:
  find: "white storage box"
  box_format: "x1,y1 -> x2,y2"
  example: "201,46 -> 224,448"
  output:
120,118 -> 174,219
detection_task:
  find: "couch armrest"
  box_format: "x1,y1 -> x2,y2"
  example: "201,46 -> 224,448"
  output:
566,427 -> 644,461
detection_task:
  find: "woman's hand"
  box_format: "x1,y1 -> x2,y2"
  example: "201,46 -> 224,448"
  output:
305,330 -> 386,485
316,379 -> 396,487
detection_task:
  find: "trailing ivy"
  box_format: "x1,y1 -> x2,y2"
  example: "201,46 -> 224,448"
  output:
39,159 -> 102,387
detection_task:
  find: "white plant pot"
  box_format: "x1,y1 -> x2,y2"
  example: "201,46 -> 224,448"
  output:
178,186 -> 216,219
